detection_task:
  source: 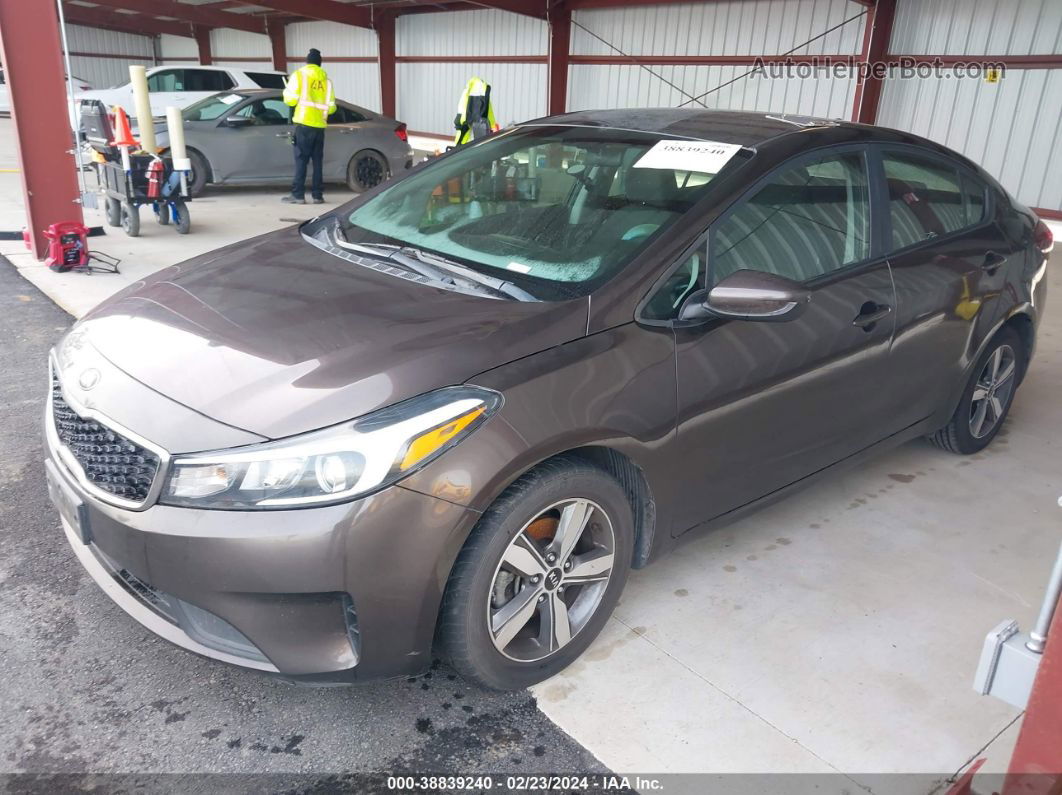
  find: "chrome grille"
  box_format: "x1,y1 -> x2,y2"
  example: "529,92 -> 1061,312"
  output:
51,376 -> 160,503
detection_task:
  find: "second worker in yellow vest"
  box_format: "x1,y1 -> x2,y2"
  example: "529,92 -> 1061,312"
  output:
281,48 -> 336,204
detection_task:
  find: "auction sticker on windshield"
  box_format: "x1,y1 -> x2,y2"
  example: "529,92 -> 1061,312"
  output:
635,139 -> 742,174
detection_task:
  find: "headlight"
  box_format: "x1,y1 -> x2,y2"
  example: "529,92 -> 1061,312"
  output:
161,386 -> 501,510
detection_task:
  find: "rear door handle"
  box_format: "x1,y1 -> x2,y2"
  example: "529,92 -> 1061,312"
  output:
983,250 -> 1007,274
852,301 -> 892,329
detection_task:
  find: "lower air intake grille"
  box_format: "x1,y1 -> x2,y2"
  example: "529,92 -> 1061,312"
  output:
51,376 -> 159,503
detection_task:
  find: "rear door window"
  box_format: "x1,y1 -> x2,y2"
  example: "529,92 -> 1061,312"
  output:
711,150 -> 871,285
881,151 -> 970,250
147,69 -> 181,92
248,72 -> 286,89
183,69 -> 235,92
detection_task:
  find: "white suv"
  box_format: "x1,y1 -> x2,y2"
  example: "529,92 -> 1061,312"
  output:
79,64 -> 286,119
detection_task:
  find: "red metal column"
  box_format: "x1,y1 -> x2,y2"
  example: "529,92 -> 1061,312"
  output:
267,19 -> 286,73
1003,593 -> 1062,794
547,6 -> 571,115
376,12 -> 397,118
0,0 -> 83,259
851,0 -> 895,124
194,25 -> 213,65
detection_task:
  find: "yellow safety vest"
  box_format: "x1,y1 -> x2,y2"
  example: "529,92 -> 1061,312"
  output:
283,64 -> 336,128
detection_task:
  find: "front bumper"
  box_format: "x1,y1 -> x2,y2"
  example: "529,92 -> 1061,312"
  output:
46,427 -> 479,683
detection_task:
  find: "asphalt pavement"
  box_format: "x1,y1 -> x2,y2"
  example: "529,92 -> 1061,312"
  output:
0,256 -> 604,787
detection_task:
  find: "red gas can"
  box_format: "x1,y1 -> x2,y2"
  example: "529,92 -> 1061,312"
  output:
44,222 -> 90,272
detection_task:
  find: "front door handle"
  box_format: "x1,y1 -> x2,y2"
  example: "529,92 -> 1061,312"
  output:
983,250 -> 1007,275
852,301 -> 892,330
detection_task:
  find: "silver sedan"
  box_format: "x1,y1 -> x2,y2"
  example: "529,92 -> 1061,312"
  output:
154,89 -> 414,196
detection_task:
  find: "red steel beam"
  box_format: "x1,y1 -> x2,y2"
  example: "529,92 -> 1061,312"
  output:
225,0 -> 372,28
0,0 -> 84,258
62,2 -> 193,37
548,4 -> 571,113
569,53 -> 862,65
396,54 -> 547,63
267,17 -> 286,73
1003,592 -> 1062,793
194,25 -> 213,65
376,11 -> 397,118
852,0 -> 894,124
85,0 -> 266,34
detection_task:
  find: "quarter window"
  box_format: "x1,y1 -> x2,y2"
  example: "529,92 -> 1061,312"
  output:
882,152 -> 969,249
712,151 -> 871,285
643,246 -> 705,320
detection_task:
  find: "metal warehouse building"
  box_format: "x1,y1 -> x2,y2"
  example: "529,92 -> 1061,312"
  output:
48,0 -> 1062,218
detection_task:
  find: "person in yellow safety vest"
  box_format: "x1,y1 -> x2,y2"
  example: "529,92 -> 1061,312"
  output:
281,48 -> 336,204
453,76 -> 499,146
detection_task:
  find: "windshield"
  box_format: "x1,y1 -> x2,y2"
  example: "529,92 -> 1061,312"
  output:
182,92 -> 247,121
341,126 -> 746,300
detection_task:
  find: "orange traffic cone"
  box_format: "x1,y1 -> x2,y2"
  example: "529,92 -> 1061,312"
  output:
110,107 -> 139,149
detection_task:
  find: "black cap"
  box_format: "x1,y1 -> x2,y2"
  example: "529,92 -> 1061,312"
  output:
307,48 -> 322,66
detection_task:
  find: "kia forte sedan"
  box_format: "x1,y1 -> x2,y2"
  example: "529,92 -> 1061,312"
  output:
45,110 -> 1051,690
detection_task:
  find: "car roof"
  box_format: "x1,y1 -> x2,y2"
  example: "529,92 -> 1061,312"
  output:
525,108 -> 865,147
153,64 -> 284,74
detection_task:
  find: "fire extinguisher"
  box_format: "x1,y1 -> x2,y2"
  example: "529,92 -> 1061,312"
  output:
146,156 -> 165,199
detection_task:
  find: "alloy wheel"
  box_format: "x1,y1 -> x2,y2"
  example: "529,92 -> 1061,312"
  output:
969,343 -> 1016,438
355,155 -> 384,189
487,499 -> 615,662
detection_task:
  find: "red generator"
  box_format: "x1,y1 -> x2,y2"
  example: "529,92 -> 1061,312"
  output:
43,221 -> 90,272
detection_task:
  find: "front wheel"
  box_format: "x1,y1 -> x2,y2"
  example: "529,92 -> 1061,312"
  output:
346,150 -> 389,192
120,202 -> 140,237
929,327 -> 1024,454
172,201 -> 191,234
438,458 -> 632,690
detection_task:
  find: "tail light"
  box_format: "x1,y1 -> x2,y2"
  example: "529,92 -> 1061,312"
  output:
1034,218 -> 1054,254
394,123 -> 408,142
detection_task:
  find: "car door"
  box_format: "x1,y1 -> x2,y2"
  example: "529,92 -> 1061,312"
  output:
664,146 -> 899,536
213,97 -> 294,182
323,104 -> 371,178
874,146 -> 1017,430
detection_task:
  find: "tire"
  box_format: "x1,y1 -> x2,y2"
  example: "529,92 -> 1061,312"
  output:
438,457 -> 633,690
346,150 -> 389,192
929,326 -> 1024,455
153,202 -> 169,225
186,149 -> 208,198
120,202 -> 140,237
105,197 -> 121,227
173,201 -> 191,235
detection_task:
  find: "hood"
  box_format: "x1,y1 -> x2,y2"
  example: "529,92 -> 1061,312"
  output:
76,224 -> 588,440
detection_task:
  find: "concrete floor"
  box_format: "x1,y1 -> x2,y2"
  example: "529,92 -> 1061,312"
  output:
3,118 -> 1060,787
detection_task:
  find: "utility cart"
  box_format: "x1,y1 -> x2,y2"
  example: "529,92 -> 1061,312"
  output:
97,155 -> 191,237
80,99 -> 192,238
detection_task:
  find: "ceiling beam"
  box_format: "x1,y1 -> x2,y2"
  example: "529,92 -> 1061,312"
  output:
83,0 -> 266,34
224,0 -> 373,28
62,2 -> 194,37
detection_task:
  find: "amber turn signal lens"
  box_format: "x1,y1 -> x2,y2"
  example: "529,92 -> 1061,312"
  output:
399,407 -> 485,471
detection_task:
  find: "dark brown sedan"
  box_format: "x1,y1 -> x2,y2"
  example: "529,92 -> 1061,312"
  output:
45,110 -> 1051,690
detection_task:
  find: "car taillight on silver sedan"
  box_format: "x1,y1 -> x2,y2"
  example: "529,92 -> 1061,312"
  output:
163,386 -> 501,509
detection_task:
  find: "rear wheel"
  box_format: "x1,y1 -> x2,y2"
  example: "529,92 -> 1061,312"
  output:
438,457 -> 632,690
120,202 -> 140,237
929,327 -> 1024,454
346,150 -> 389,192
104,197 -> 121,227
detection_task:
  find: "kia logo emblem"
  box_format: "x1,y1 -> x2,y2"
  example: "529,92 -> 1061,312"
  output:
545,569 -> 562,590
78,368 -> 101,391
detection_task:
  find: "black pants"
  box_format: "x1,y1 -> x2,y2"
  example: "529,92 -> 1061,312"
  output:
291,124 -> 324,200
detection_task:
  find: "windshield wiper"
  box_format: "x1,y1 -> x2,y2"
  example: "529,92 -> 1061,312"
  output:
395,246 -> 539,302
331,235 -> 464,287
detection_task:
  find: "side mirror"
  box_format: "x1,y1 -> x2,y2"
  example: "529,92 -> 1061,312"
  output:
224,115 -> 253,127
680,269 -> 811,322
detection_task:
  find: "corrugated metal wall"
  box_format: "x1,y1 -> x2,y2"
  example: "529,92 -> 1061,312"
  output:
159,34 -> 197,62
568,0 -> 865,116
66,24 -> 154,90
396,9 -> 548,133
209,29 -> 271,61
288,21 -> 381,111
879,0 -> 1062,210
890,0 -> 1062,56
